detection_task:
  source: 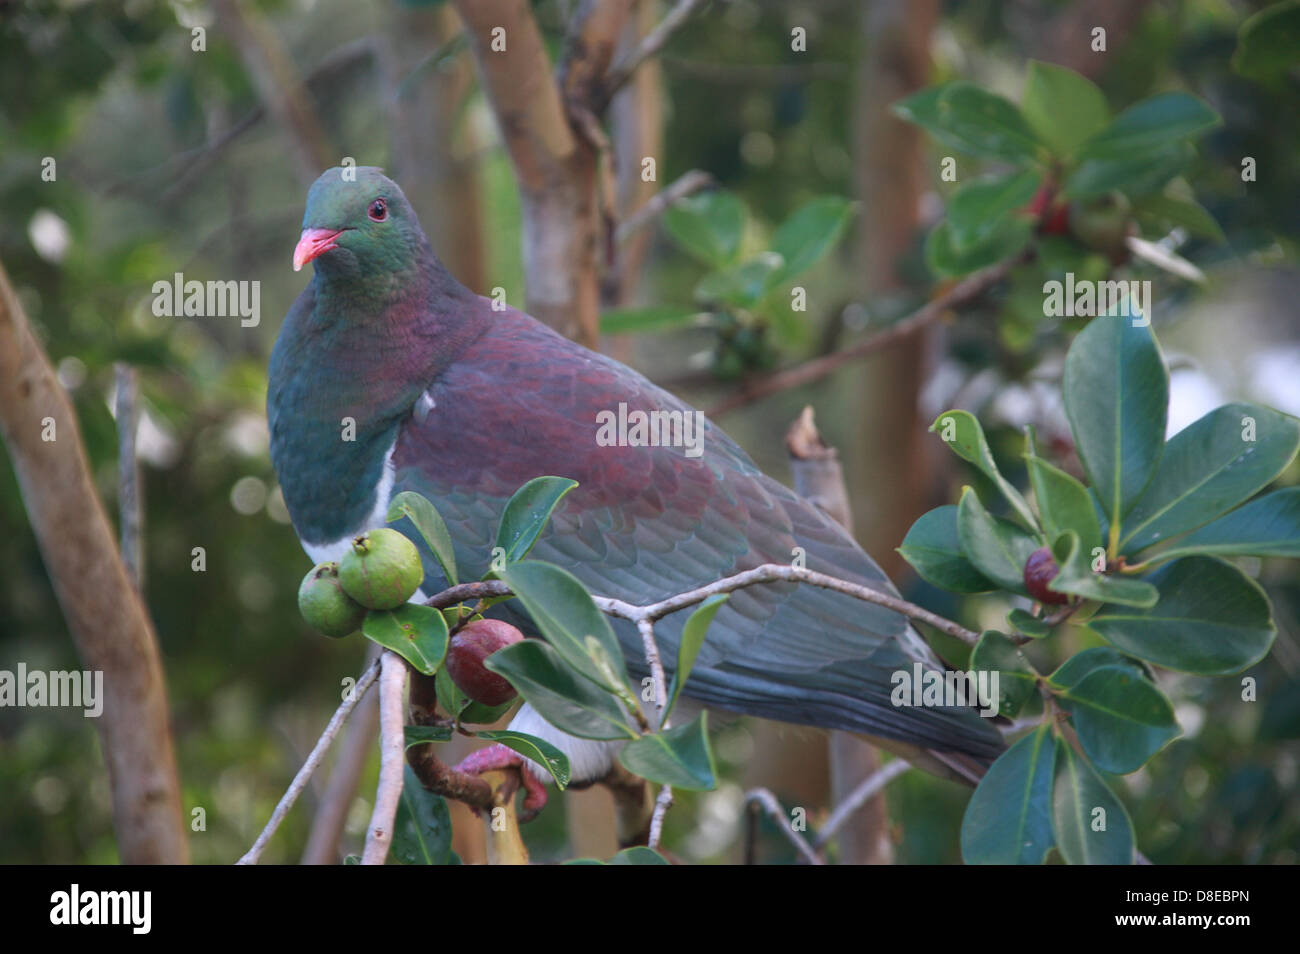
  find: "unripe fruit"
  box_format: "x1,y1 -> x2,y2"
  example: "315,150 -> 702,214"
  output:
298,561 -> 367,638
338,528 -> 423,610
1023,546 -> 1068,606
1068,191 -> 1132,256
446,619 -> 524,707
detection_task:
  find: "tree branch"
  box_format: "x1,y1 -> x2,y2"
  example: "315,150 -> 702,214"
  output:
362,651 -> 408,864
238,656 -> 382,864
604,0 -> 709,99
744,788 -> 822,865
706,256 -> 1020,418
615,169 -> 713,246
812,759 -> 910,852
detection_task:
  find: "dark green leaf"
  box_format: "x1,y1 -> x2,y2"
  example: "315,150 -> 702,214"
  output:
946,170 -> 1041,253
1152,488 -> 1300,561
665,595 -> 728,720
769,196 -> 855,283
1064,143 -> 1193,199
961,724 -> 1056,864
898,505 -> 997,593
663,190 -> 745,267
956,487 -> 1041,595
388,491 -> 458,586
1233,2 -> 1300,82
935,82 -> 1044,163
485,640 -> 638,741
362,604 -> 449,675
600,305 -> 703,335
618,712 -> 717,791
390,765 -> 453,865
1062,316 -> 1169,538
1049,530 -> 1159,608
495,476 -> 578,564
1091,557 -> 1276,675
1063,664 -> 1179,773
607,846 -> 671,865
1121,403 -> 1300,553
1021,61 -> 1109,157
1026,454 -> 1102,555
1135,194 -> 1226,243
970,630 -> 1038,718
1078,92 -> 1221,160
1052,737 -> 1135,864
931,410 -> 1038,529
925,217 -> 1033,279
1048,647 -> 1150,690
891,83 -> 974,153
404,725 -> 453,748
499,561 -> 627,692
1008,608 -> 1052,638
475,729 -> 571,789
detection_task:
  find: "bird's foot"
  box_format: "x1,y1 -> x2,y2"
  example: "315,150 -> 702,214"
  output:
452,744 -> 549,822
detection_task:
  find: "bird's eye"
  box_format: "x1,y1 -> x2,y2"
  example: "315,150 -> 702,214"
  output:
368,199 -> 387,222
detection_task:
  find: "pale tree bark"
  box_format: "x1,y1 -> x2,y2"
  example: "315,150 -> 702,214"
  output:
841,0 -> 942,865
0,261 -> 188,864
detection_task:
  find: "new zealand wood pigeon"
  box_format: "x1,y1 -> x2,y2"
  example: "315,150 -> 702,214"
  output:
268,167 -> 1004,805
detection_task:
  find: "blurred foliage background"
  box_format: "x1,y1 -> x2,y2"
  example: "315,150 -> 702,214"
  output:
1,0 -> 1297,864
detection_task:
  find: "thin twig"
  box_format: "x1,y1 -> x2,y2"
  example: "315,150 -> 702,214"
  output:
605,0 -> 708,98
743,788 -> 822,865
593,563 -> 981,646
648,785 -> 674,849
237,656 -> 381,864
637,618 -> 668,725
423,579 -> 512,609
706,257 -> 1021,417
361,651 -> 408,865
616,169 -> 714,246
812,759 -> 910,852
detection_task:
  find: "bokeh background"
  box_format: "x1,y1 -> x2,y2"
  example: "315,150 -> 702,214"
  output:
1,0 -> 1297,864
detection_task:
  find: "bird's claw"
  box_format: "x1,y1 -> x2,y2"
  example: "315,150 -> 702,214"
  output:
452,743 -> 549,822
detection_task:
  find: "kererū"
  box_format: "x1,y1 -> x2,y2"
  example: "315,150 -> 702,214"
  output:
268,167 -> 1004,809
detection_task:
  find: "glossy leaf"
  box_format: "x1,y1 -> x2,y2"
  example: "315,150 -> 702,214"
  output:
931,410 -> 1038,530
1151,488 -> 1300,561
1063,664 -> 1180,773
1063,316 -> 1168,536
961,724 -> 1056,865
390,765 -> 453,865
1026,454 -> 1102,555
1233,2 -> 1300,82
1078,92 -> 1220,160
925,217 -> 1033,279
898,504 -> 997,593
956,487 -> 1041,595
970,630 -> 1038,718
769,196 -> 855,283
946,170 -> 1041,252
1136,194 -> 1226,243
388,491 -> 458,587
663,190 -> 744,267
1007,608 -> 1052,638
494,476 -> 578,565
362,604 -> 449,675
475,729 -> 571,789
1049,530 -> 1159,608
1120,403 -> 1300,553
485,640 -> 637,741
1021,61 -> 1109,157
618,712 -> 717,791
1090,557 -> 1276,675
404,725 -> 453,748
1052,737 -> 1135,864
665,595 -> 728,720
1064,143 -> 1193,199
1048,647 -> 1150,690
936,82 -> 1043,163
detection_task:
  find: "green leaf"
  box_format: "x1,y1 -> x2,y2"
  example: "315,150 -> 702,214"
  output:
1008,608 -> 1052,638
362,604 -> 450,675
1051,737 -> 1135,864
1151,488 -> 1300,561
475,730 -> 571,789
1064,143 -> 1193,200
1063,664 -> 1179,773
769,196 -> 855,283
1025,454 -> 1102,555
1233,2 -> 1300,82
619,712 -> 717,791
499,561 -> 627,692
694,253 -> 784,308
665,595 -> 728,720
960,724 -> 1055,865
1120,403 -> 1300,553
956,487 -> 1041,595
946,170 -> 1042,253
390,765 -> 454,865
891,83 -> 973,152
925,217 -> 1033,279
1135,194 -> 1226,243
458,697 -> 516,726
600,305 -> 702,335
931,410 -> 1038,530
485,640 -> 638,741
404,725 -> 454,748
1078,92 -> 1221,160
1090,556 -> 1276,675
1062,316 -> 1169,540
495,476 -> 578,565
970,630 -> 1038,718
1021,61 -> 1109,158
663,191 -> 745,267
936,82 -> 1043,163
898,505 -> 997,593
388,491 -> 458,587
1048,647 -> 1150,690
607,846 -> 671,865
1049,530 -> 1159,608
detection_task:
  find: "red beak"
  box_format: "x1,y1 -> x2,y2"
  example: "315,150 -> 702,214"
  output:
293,228 -> 344,271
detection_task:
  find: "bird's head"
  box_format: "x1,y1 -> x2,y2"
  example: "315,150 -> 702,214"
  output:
293,166 -> 423,277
